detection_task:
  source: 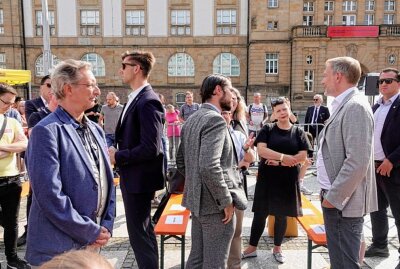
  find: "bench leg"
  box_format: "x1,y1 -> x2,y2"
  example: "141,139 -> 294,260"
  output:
308,239 -> 312,269
160,235 -> 165,269
181,235 -> 185,269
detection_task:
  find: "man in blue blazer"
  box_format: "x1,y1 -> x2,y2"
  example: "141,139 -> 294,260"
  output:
26,59 -> 115,266
109,50 -> 165,269
366,68 -> 400,269
25,75 -> 52,121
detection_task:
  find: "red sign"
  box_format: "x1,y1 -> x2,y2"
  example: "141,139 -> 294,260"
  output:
327,26 -> 379,38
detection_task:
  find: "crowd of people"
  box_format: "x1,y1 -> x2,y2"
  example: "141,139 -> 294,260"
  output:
0,52 -> 399,269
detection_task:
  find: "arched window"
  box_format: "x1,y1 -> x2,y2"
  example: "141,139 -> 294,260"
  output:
168,53 -> 195,77
81,53 -> 105,76
213,53 -> 240,76
35,54 -> 60,76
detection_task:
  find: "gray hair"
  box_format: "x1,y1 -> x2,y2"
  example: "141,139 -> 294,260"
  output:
326,56 -> 361,85
313,94 -> 323,102
51,59 -> 92,100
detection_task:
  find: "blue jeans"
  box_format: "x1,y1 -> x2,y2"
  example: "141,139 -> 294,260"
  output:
105,134 -> 115,147
322,206 -> 363,269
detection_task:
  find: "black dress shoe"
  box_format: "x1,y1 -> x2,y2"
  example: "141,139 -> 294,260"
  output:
364,245 -> 389,257
17,232 -> 27,247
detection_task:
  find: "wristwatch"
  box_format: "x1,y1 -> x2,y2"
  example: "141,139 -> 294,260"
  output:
242,145 -> 250,153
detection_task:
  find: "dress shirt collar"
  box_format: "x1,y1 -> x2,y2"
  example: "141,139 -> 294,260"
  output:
203,102 -> 220,113
127,83 -> 149,103
331,86 -> 356,114
40,96 -> 48,107
377,92 -> 399,106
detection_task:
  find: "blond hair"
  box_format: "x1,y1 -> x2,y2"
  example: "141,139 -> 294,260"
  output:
39,250 -> 113,269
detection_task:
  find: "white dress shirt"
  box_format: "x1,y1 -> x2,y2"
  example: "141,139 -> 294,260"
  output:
374,93 -> 399,161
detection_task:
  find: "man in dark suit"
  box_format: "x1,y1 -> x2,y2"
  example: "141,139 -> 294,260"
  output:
176,74 -> 247,268
25,75 -> 52,121
304,94 -> 330,139
109,50 -> 165,269
365,68 -> 400,269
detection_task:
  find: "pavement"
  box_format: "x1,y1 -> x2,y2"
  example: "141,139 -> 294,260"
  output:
0,167 -> 399,268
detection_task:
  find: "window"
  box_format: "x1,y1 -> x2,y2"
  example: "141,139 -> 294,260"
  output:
268,0 -> 278,8
35,54 -> 60,76
304,70 -> 314,92
81,53 -> 105,76
343,15 -> 356,25
324,15 -> 333,25
384,0 -> 395,11
0,9 -> 3,34
303,1 -> 314,12
365,1 -> 375,11
35,10 -> 56,36
0,53 -> 5,68
265,53 -> 278,74
216,9 -> 237,35
125,10 -> 145,36
364,14 -> 374,25
303,15 -> 313,26
343,1 -> 357,11
384,14 -> 395,24
306,55 -> 313,65
213,53 -> 240,77
267,21 -> 278,30
175,93 -> 186,107
170,10 -> 191,36
168,53 -> 195,77
324,1 -> 334,11
80,10 -> 100,36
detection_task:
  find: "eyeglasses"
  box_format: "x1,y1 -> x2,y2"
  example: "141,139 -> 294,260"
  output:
378,78 -> 399,85
221,111 -> 231,115
271,97 -> 285,107
121,62 -> 139,70
42,83 -> 52,88
0,98 -> 15,107
73,83 -> 99,89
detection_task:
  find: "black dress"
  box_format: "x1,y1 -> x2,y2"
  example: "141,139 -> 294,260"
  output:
252,123 -> 310,217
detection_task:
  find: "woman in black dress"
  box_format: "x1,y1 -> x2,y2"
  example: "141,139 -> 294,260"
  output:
242,97 -> 310,263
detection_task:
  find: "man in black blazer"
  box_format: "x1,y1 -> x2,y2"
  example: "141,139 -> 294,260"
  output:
304,94 -> 330,139
109,50 -> 164,269
365,68 -> 400,269
25,74 -> 52,121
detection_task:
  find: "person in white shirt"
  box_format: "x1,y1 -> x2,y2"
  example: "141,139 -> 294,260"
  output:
246,93 -> 268,136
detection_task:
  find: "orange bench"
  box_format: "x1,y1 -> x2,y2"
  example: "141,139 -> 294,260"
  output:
296,194 -> 327,269
155,194 -> 190,269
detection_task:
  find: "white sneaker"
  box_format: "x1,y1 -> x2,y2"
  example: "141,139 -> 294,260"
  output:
300,185 -> 313,195
273,252 -> 285,263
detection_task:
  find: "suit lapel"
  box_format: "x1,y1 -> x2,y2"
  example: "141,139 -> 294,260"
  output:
381,96 -> 400,137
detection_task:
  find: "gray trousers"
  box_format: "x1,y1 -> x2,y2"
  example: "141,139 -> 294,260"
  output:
186,212 -> 235,269
322,207 -> 363,269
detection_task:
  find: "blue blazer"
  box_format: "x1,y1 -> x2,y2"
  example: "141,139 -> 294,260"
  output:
115,85 -> 165,193
25,97 -> 46,122
26,107 -> 116,266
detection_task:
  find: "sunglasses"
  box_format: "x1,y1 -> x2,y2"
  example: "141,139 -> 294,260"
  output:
121,62 -> 139,70
378,78 -> 399,85
271,97 -> 285,107
313,99 -> 319,101
0,98 -> 15,106
42,83 -> 51,88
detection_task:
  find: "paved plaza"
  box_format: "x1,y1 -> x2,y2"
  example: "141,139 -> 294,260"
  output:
0,167 -> 398,268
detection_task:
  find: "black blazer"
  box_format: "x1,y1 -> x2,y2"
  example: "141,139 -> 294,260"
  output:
304,105 -> 330,125
372,96 -> 400,173
114,85 -> 165,193
25,97 -> 46,122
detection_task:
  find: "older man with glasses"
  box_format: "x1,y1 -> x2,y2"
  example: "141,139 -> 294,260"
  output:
0,83 -> 30,269
25,74 -> 52,121
304,94 -> 330,140
25,60 -> 115,267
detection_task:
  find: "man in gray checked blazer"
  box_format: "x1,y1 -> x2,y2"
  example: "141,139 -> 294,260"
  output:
176,74 -> 247,269
317,56 -> 378,269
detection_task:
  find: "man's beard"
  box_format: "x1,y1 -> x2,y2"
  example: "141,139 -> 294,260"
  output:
220,92 -> 232,112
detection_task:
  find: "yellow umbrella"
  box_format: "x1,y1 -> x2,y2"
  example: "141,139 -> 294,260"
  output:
0,69 -> 31,85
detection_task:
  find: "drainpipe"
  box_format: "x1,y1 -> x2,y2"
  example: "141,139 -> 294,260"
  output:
20,0 -> 28,98
245,0 -> 250,103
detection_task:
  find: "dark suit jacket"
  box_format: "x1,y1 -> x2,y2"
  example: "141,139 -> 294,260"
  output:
373,96 -> 400,181
115,85 -> 165,193
304,105 -> 330,137
25,97 -> 46,122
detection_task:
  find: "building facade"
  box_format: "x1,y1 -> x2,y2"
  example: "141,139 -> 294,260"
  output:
0,0 -> 399,110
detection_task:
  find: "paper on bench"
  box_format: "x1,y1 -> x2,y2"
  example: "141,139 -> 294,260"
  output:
165,215 -> 184,225
170,204 -> 186,211
310,224 -> 325,234
302,208 -> 315,215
